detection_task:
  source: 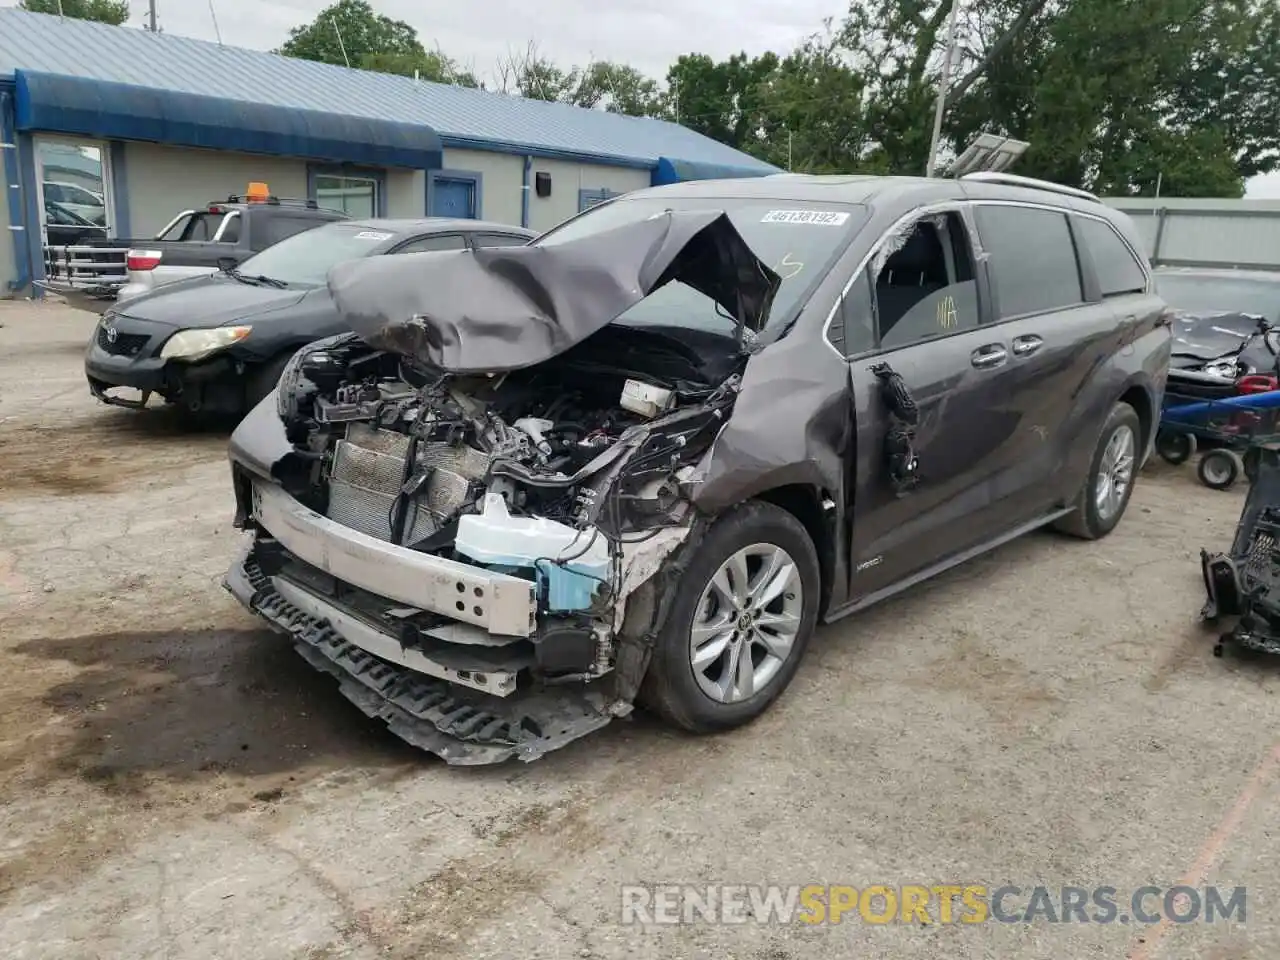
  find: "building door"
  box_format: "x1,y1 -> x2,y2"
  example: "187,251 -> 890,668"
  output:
34,136 -> 113,246
430,177 -> 477,218
314,174 -> 379,218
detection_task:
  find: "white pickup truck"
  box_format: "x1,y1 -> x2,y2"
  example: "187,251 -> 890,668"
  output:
42,190 -> 348,312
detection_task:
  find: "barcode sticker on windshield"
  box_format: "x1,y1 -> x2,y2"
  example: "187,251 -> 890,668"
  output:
355,231 -> 393,240
761,210 -> 850,226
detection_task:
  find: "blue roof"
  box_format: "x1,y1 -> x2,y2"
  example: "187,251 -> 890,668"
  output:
0,8 -> 778,178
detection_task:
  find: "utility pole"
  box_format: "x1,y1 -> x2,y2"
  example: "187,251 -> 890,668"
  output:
925,0 -> 963,178
147,0 -> 158,32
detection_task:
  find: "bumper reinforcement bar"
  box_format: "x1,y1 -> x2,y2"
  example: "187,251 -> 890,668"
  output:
224,542 -> 617,765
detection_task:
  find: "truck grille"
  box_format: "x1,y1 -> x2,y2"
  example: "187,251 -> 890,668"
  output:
96,324 -> 150,357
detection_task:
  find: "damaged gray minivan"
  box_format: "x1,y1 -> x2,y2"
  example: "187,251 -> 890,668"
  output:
223,172 -> 1171,764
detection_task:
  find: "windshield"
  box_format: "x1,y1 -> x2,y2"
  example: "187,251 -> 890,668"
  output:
234,222 -> 396,286
533,195 -> 869,334
1155,273 -> 1280,322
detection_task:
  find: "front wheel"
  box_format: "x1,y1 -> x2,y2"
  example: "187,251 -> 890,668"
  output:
639,501 -> 820,734
1054,402 -> 1141,540
244,350 -> 297,414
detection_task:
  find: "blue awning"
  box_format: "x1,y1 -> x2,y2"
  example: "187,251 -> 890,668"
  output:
13,70 -> 443,170
652,155 -> 777,185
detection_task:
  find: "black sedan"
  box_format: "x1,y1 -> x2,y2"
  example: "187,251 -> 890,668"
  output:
84,218 -> 537,418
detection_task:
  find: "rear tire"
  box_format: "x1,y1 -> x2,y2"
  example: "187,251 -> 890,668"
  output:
639,501 -> 820,734
1054,402 -> 1141,540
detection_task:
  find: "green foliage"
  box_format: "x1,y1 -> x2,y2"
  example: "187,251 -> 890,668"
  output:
20,0 -> 129,25
269,0 -> 1277,197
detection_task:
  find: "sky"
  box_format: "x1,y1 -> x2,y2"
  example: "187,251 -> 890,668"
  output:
18,0 -> 1280,197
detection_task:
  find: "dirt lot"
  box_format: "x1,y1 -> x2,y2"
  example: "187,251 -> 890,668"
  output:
0,299 -> 1277,959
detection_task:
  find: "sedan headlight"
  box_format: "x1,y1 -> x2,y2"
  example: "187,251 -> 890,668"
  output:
159,325 -> 252,362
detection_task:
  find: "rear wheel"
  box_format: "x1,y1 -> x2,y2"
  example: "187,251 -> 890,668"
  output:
1054,402 -> 1141,540
639,501 -> 819,734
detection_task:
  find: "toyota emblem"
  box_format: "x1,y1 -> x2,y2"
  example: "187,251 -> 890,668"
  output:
104,324 -> 118,344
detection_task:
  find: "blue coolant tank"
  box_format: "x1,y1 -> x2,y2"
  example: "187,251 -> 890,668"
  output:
455,493 -> 610,612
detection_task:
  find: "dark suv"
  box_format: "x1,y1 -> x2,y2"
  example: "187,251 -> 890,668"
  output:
223,171 -> 1171,765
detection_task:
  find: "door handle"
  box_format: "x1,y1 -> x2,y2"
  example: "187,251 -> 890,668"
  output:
1011,334 -> 1043,357
970,344 -> 1008,369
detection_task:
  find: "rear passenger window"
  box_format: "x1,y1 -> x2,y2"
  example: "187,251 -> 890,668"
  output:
472,233 -> 529,248
976,205 -> 1083,319
395,234 -> 467,254
872,212 -> 980,349
1076,217 -> 1148,297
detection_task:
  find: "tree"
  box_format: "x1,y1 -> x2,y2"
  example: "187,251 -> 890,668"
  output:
19,0 -> 128,25
362,50 -> 480,87
492,45 -> 661,115
662,52 -> 780,152
278,0 -> 420,67
278,0 -> 479,87
941,0 -> 1275,195
756,24 -> 872,173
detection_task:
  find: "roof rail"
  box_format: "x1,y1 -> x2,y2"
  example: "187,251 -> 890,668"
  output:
959,171 -> 1100,203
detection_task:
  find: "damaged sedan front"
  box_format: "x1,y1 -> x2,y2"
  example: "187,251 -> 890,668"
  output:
223,191 -> 870,764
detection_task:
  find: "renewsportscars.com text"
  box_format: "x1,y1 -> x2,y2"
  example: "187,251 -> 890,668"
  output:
620,884 -> 1247,926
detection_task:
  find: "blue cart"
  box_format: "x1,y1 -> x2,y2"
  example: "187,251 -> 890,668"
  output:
1156,384 -> 1280,489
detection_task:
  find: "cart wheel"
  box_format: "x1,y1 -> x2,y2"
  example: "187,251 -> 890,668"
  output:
1155,429 -> 1196,465
1198,449 -> 1244,490
1244,447 -> 1261,483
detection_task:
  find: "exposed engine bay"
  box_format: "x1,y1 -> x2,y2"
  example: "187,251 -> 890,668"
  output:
244,320 -> 742,712
282,323 -> 740,546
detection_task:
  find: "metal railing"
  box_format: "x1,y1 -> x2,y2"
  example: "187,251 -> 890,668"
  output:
40,243 -> 130,300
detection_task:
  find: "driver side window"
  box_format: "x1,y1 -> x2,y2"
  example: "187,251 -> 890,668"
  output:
873,212 -> 979,349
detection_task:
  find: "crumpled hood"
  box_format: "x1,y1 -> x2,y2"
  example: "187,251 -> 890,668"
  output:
1171,310 -> 1266,361
326,209 -> 781,374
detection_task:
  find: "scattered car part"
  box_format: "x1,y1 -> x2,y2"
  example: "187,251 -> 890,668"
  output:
1201,447 -> 1280,656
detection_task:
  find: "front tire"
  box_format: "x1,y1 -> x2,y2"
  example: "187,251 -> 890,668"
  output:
244,350 -> 296,414
640,501 -> 820,734
1054,401 -> 1141,540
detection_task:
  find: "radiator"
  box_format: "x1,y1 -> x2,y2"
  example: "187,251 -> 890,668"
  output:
325,423 -> 490,543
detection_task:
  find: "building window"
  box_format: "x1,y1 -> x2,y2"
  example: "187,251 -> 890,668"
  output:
35,137 -> 113,246
314,174 -> 379,218
578,188 -> 623,212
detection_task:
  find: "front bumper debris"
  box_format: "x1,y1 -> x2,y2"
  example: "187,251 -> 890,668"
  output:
224,539 -> 618,765
250,480 -> 538,636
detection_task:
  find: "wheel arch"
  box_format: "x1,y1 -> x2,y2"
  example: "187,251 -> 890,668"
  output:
753,484 -> 837,614
1118,381 -> 1155,455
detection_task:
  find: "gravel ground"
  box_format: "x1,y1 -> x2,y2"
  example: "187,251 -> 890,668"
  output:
0,299 -> 1276,960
